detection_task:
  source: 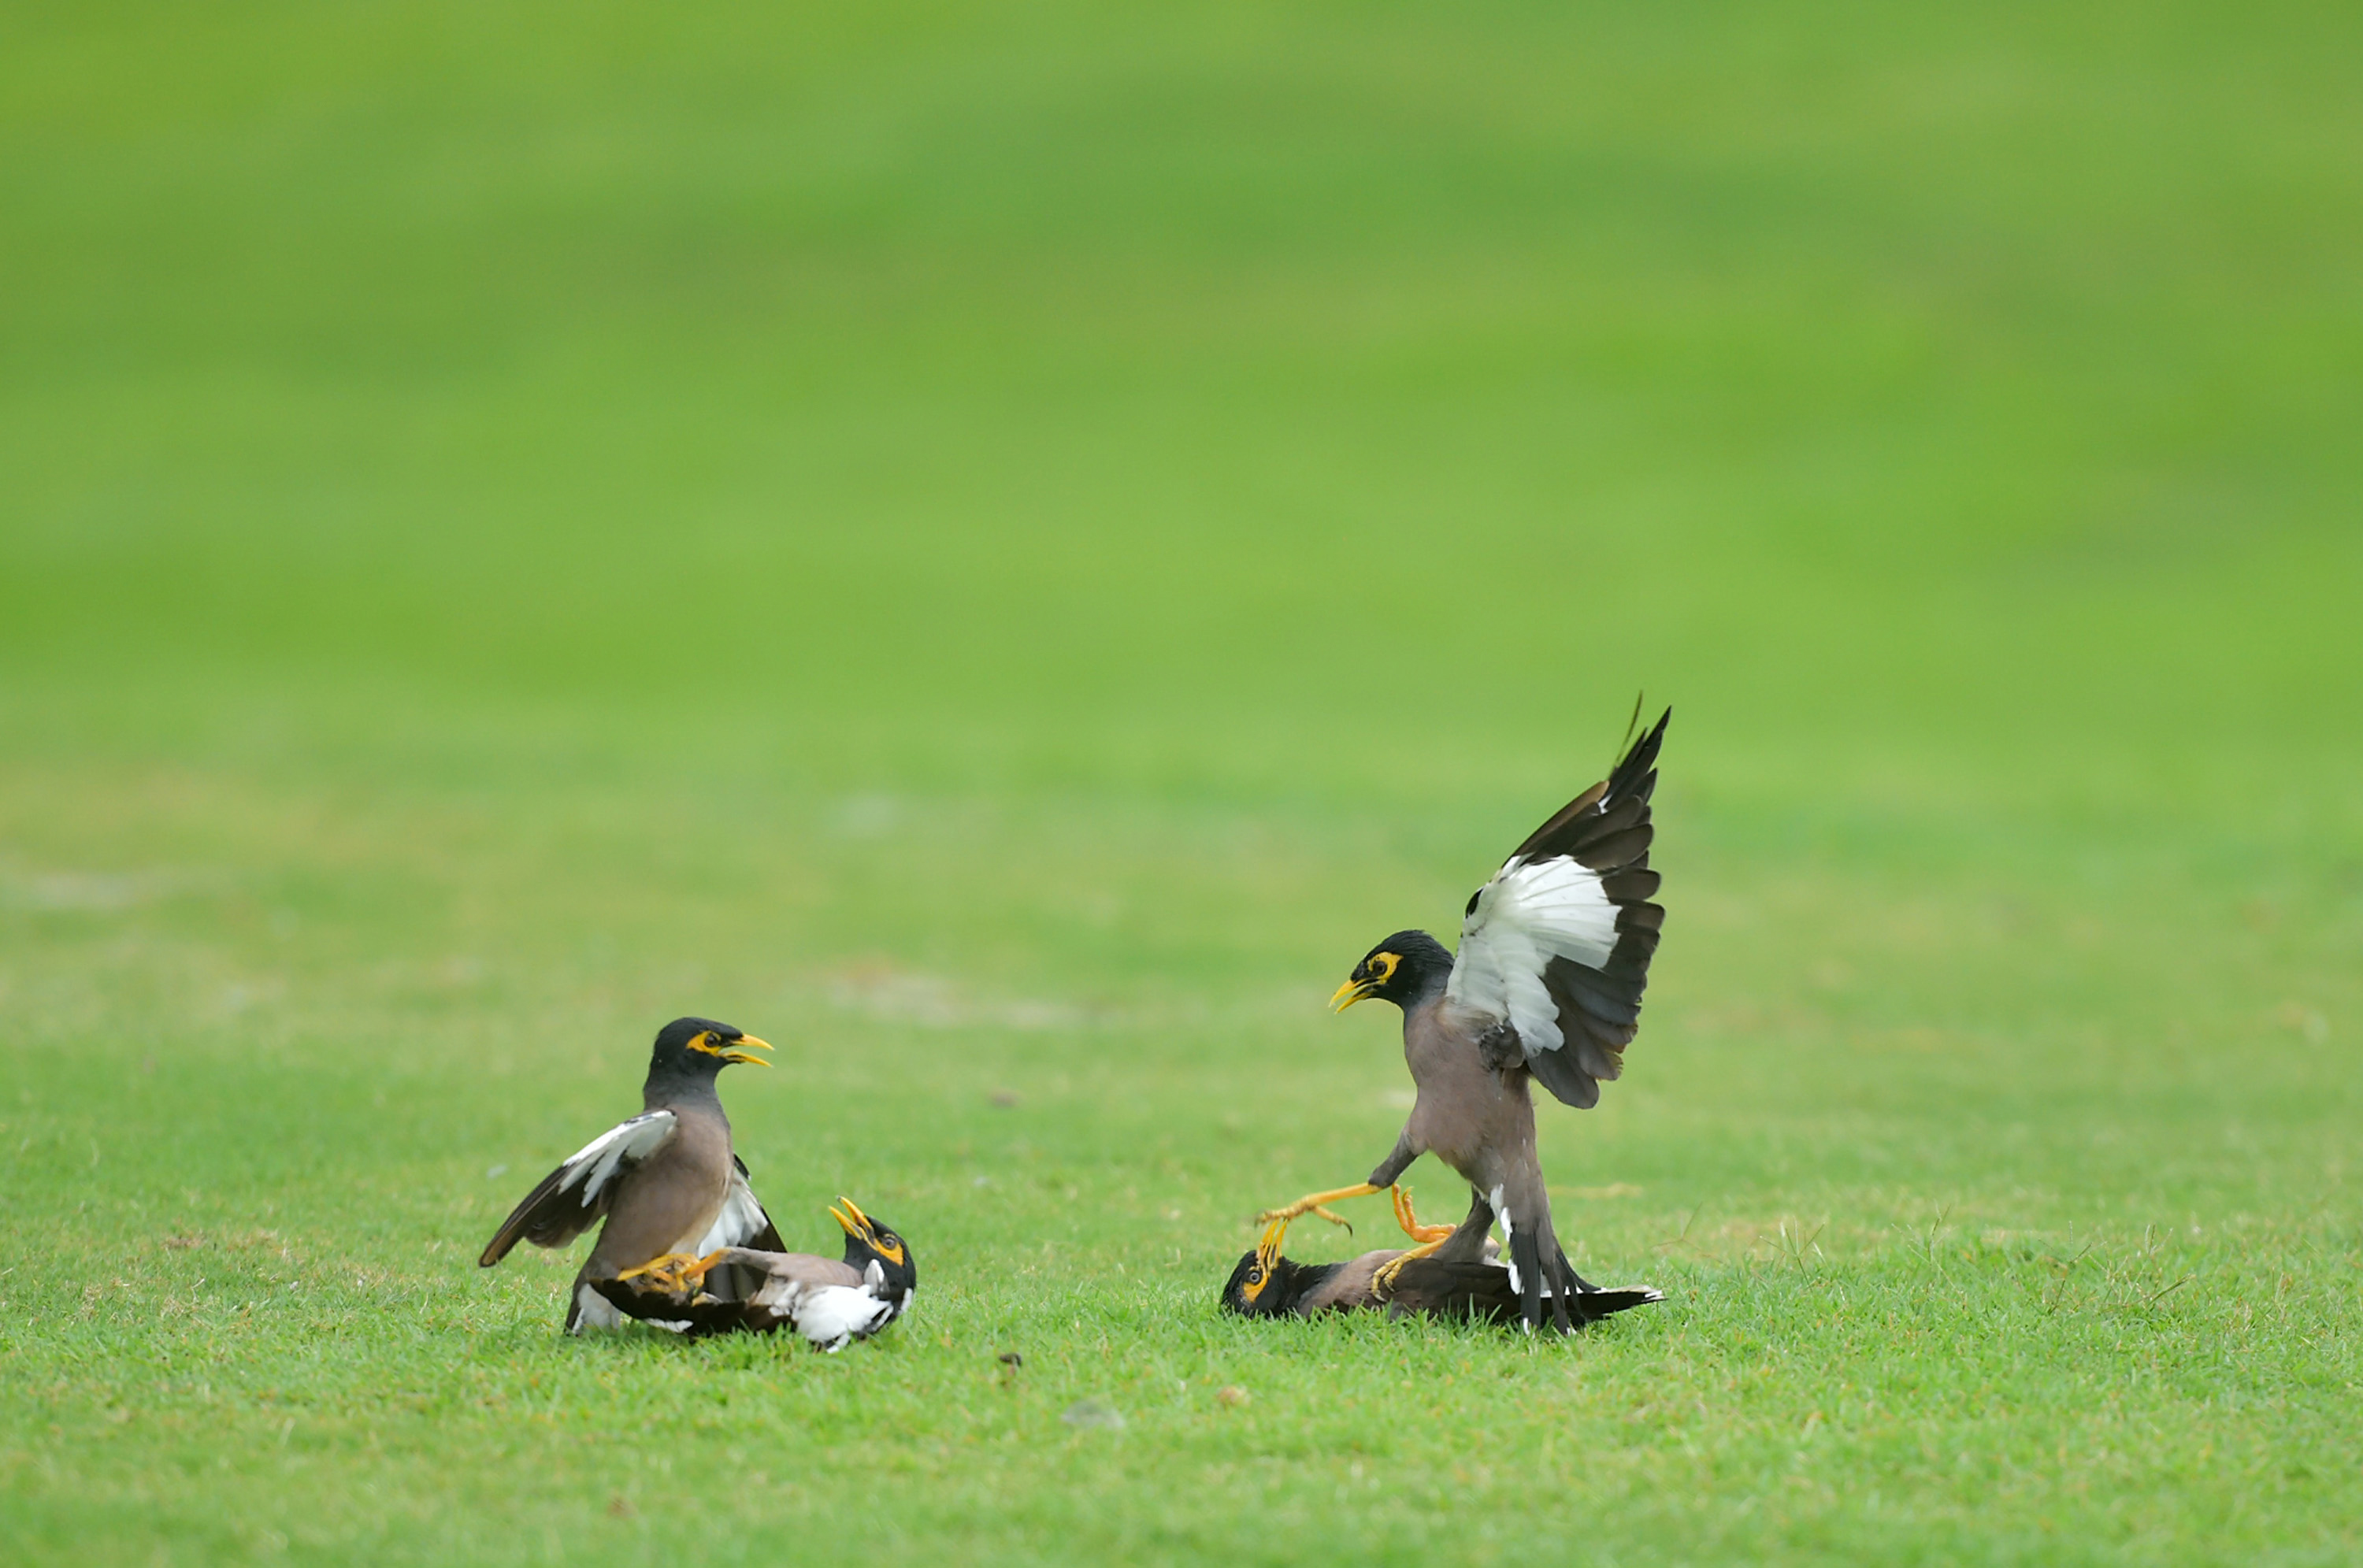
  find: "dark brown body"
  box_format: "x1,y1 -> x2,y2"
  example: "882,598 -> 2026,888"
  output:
1221,1244 -> 1658,1326
567,1099 -> 736,1329
477,1017 -> 780,1335
1389,996 -> 1552,1231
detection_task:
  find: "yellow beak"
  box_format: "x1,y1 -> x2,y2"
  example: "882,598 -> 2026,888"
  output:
1330,977 -> 1372,1012
1256,1218 -> 1289,1271
720,1033 -> 774,1066
829,1197 -> 870,1236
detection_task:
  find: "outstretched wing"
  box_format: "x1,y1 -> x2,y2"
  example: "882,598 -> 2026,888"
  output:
1445,709 -> 1669,1110
477,1110 -> 677,1266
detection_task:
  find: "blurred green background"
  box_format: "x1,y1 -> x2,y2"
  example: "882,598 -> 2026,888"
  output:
3,2 -> 2358,1563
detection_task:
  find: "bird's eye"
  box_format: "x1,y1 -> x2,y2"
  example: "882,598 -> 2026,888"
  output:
1246,1267 -> 1262,1283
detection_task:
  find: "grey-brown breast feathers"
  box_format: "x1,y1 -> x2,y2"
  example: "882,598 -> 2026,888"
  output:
1448,709 -> 1669,1110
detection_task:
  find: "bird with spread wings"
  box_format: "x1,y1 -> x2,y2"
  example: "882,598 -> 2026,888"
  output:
478,1017 -> 785,1333
1256,708 -> 1670,1333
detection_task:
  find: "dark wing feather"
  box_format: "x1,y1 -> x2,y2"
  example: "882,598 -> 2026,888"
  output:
729,1155 -> 788,1251
477,1110 -> 677,1267
1449,709 -> 1671,1110
1567,1287 -> 1664,1323
590,1276 -> 759,1337
1380,1255 -> 1662,1328
1378,1257 -> 1525,1324
1510,709 -> 1667,862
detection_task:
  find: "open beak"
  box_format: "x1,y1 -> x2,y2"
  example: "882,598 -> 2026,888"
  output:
1329,977 -> 1373,1012
720,1033 -> 773,1066
1255,1218 -> 1288,1272
829,1196 -> 871,1238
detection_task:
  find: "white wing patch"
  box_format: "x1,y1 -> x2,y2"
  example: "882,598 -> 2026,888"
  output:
692,1171 -> 773,1255
1446,854 -> 1617,1053
792,1286 -> 896,1353
571,1282 -> 626,1333
747,1266 -> 898,1352
555,1111 -> 676,1205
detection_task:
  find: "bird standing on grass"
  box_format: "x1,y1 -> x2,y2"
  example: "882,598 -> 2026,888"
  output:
592,1198 -> 918,1351
478,1017 -> 785,1333
1257,710 -> 1671,1333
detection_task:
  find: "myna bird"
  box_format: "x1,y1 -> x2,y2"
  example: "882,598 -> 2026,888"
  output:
1222,1193 -> 1660,1325
591,1199 -> 917,1352
478,1016 -> 783,1333
1258,709 -> 1671,1333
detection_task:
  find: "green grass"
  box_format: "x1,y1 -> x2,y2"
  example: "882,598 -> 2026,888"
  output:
3,2 -> 2360,1562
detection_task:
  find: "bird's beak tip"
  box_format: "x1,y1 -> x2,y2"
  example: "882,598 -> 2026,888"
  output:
722,1033 -> 775,1066
1328,978 -> 1370,1013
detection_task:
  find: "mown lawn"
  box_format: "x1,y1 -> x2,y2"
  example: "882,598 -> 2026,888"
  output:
2,2 -> 2358,1562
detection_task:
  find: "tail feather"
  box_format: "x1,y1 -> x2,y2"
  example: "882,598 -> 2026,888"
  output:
1507,1224 -> 1546,1331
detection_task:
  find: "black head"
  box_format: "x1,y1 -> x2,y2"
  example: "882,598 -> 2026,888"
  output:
648,1016 -> 773,1080
832,1197 -> 917,1299
1330,930 -> 1453,1013
1219,1246 -> 1333,1318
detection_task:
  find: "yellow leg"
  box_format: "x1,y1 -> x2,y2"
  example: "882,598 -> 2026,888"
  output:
614,1249 -> 729,1295
1391,1185 -> 1455,1245
1254,1182 -> 1382,1233
1370,1233 -> 1450,1298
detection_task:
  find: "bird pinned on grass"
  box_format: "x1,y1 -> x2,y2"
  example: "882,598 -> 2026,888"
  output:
1222,1191 -> 1660,1326
477,1017 -> 786,1333
1257,706 -> 1671,1333
591,1198 -> 917,1351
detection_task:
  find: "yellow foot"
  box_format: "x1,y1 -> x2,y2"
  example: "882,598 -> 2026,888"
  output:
1390,1185 -> 1455,1245
614,1250 -> 728,1295
1254,1182 -> 1382,1234
1370,1235 -> 1449,1299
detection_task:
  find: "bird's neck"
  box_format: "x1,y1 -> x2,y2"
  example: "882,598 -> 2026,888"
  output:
643,1070 -> 725,1115
1274,1258 -> 1341,1313
1397,986 -> 1451,1040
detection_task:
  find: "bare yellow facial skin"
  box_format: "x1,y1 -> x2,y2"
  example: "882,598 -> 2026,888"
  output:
1330,951 -> 1400,1011
688,1031 -> 774,1066
831,1199 -> 905,1266
1238,1217 -> 1289,1304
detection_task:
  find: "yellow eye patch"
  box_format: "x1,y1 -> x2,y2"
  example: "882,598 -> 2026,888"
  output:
1367,952 -> 1400,983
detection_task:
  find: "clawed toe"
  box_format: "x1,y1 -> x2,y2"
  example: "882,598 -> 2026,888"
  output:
614,1250 -> 727,1295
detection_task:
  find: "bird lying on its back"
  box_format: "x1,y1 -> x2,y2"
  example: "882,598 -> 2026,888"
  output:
1220,1244 -> 1660,1326
593,1199 -> 918,1352
1222,1196 -> 1660,1327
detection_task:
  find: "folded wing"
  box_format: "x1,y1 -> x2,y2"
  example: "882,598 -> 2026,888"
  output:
1445,709 -> 1669,1109
477,1110 -> 678,1266
688,1156 -> 789,1303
